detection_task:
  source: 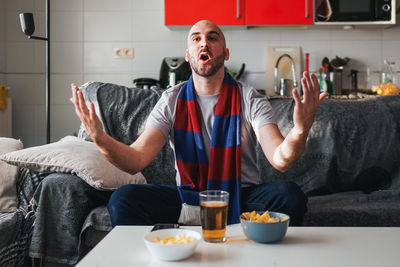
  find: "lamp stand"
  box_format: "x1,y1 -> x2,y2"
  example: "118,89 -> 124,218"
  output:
19,0 -> 50,144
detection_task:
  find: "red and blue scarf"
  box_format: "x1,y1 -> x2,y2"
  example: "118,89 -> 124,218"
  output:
174,72 -> 241,224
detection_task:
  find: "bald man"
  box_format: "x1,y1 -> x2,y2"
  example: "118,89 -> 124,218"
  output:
71,20 -> 328,226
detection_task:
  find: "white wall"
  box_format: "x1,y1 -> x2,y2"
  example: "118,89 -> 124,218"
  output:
3,0 -> 400,147
0,0 -> 6,77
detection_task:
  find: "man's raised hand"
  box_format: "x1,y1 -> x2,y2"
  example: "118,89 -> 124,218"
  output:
292,71 -> 329,135
70,83 -> 104,142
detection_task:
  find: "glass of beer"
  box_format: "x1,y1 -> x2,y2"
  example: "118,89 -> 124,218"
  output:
199,190 -> 229,243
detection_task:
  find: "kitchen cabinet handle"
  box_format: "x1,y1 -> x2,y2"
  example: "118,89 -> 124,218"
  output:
305,0 -> 310,18
236,0 -> 240,19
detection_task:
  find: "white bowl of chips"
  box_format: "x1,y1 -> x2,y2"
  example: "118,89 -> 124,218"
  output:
144,228 -> 201,261
240,211 -> 290,243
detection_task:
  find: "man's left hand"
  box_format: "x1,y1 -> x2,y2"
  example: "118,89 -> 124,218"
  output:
292,71 -> 329,135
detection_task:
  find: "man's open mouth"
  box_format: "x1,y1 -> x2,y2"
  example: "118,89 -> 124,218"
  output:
199,52 -> 211,63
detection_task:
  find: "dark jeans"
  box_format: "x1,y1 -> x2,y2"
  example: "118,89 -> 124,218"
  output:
107,181 -> 308,227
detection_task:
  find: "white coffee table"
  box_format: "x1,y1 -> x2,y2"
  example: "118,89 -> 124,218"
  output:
76,225 -> 400,267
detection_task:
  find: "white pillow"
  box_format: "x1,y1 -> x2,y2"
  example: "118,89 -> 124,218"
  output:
0,136 -> 146,190
0,137 -> 23,212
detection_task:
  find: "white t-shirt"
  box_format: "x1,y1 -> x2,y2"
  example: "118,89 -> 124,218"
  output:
145,81 -> 277,187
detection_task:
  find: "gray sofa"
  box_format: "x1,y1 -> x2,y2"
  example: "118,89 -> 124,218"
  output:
2,81 -> 400,266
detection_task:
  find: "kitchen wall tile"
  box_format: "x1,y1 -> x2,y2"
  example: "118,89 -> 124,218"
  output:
36,0 -> 81,12
132,0 -> 164,11
84,12 -> 131,42
0,1 -> 4,72
51,42 -> 83,74
382,24 -> 400,40
52,74 -> 83,105
52,12 -> 83,42
84,42 -> 132,73
281,29 -> 330,41
230,29 -> 281,41
331,29 -> 382,41
51,0 -> 83,11
132,10 -> 186,42
34,0 -> 45,11
12,104 -> 35,142
6,42 -> 36,73
34,41 -> 46,72
0,43 -> 6,73
34,104 -> 46,143
84,0 -> 132,12
7,0 -> 34,12
229,40 -> 281,73
331,40 -> 382,71
83,74 -> 134,87
240,72 -> 267,91
0,6 -> 5,42
51,104 -> 81,141
131,42 -> 185,73
6,74 -> 45,105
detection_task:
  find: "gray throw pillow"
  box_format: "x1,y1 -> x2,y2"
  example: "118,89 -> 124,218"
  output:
0,136 -> 146,190
0,137 -> 23,212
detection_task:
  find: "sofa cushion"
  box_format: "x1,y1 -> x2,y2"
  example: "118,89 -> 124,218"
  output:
0,136 -> 146,190
0,137 -> 23,212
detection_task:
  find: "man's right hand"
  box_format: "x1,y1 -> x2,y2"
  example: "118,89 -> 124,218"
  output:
70,83 -> 105,143
69,83 -> 166,174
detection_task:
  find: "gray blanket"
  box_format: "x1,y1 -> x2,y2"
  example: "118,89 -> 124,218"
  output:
26,82 -> 400,264
28,83 -> 175,264
0,169 -> 46,267
261,96 -> 400,195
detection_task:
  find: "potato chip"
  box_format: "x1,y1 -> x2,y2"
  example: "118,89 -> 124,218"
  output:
241,210 -> 286,223
153,234 -> 197,245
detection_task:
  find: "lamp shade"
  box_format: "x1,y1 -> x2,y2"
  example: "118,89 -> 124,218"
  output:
19,13 -> 35,36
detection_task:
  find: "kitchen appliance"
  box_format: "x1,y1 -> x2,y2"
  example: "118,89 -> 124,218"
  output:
319,0 -> 393,22
133,57 -> 192,89
159,57 -> 191,89
330,56 -> 350,95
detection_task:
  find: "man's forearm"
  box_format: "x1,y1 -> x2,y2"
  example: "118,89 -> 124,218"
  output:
272,127 -> 309,172
93,132 -> 144,174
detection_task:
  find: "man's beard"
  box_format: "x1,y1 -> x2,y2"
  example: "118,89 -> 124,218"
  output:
189,51 -> 225,78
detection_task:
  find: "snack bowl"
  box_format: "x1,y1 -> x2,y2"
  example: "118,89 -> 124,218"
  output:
144,228 -> 201,261
240,211 -> 290,243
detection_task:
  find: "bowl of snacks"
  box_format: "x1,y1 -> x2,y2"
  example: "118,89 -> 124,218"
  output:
144,228 -> 201,261
240,211 -> 290,243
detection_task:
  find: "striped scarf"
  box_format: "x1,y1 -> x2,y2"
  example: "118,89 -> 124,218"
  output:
174,72 -> 241,224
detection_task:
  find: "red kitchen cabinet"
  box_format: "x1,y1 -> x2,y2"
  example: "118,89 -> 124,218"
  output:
165,0 -> 245,25
245,0 -> 313,25
165,0 -> 313,26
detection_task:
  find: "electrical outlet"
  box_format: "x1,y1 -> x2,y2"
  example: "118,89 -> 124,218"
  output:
114,48 -> 134,59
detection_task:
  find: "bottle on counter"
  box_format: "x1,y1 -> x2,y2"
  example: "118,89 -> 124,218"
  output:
319,64 -> 331,94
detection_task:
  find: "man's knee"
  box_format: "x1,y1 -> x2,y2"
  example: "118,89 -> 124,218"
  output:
107,184 -> 146,216
274,181 -> 307,225
252,181 -> 307,225
107,184 -> 178,226
277,181 -> 307,208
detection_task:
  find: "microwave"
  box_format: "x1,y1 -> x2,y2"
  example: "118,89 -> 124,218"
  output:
317,0 -> 393,22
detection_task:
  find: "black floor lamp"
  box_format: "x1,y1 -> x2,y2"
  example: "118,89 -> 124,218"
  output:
19,0 -> 51,144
